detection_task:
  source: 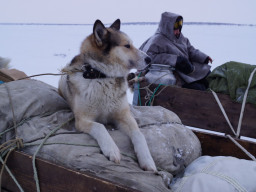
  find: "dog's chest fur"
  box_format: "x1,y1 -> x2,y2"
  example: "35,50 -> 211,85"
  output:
70,73 -> 128,122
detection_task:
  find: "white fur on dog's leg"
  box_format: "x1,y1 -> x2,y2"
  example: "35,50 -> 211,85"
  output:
130,130 -> 157,172
90,124 -> 121,163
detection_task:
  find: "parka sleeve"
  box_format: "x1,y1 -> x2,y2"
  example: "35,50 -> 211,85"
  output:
145,42 -> 178,67
186,38 -> 208,64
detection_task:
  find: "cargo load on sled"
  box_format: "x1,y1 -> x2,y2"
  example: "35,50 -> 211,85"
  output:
1,61 -> 256,192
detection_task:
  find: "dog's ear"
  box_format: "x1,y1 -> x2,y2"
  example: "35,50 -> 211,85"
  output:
93,20 -> 108,47
110,19 -> 120,31
70,55 -> 81,66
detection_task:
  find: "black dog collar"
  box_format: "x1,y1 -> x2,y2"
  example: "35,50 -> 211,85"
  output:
83,64 -> 106,79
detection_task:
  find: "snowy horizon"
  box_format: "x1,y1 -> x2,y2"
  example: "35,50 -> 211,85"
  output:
1,23 -> 255,94
1,22 -> 256,27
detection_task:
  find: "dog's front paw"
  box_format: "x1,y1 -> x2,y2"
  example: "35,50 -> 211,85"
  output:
139,158 -> 157,172
130,130 -> 157,172
89,125 -> 121,164
102,144 -> 121,164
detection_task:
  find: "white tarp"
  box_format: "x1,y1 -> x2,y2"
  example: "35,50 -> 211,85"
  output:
170,156 -> 256,192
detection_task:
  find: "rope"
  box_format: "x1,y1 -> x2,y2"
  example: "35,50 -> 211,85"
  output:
32,117 -> 74,192
0,148 -> 15,192
236,68 -> 256,138
136,72 -> 174,106
210,90 -> 236,136
203,171 -> 247,192
2,78 -> 65,191
0,139 -> 23,154
0,83 -> 26,192
25,142 -> 98,148
147,84 -> 170,105
0,112 -> 57,142
1,84 -> 30,149
24,142 -> 138,162
139,121 -> 183,128
137,72 -> 142,106
4,84 -> 18,137
21,120 -> 185,174
17,73 -> 64,80
210,68 -> 256,160
211,68 -> 256,138
141,83 -> 173,106
135,71 -> 165,106
147,84 -> 163,106
0,116 -> 33,139
1,66 -> 254,190
0,156 -> 24,192
0,112 -> 72,192
211,89 -> 256,160
1,83 -> 24,154
16,69 -> 83,81
136,68 -> 256,161
226,135 -> 256,161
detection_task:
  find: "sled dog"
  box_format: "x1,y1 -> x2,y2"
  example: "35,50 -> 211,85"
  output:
59,19 -> 156,171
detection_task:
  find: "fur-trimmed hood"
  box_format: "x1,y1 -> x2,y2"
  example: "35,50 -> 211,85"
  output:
156,12 -> 183,40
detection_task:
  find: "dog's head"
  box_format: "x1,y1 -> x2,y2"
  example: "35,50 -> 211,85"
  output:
80,19 -> 151,77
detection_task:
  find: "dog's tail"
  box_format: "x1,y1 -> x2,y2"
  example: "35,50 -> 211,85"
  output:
0,57 -> 11,69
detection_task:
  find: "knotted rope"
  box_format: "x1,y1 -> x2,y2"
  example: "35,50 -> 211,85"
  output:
0,83 -> 25,192
136,72 -> 174,106
0,72 -> 77,191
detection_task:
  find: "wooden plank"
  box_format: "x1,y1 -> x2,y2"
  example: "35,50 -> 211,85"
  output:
1,135 -> 256,192
138,83 -> 256,138
2,151 -> 141,192
2,133 -> 256,192
193,130 -> 256,159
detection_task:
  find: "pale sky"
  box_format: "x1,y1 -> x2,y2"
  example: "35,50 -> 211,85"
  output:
1,0 -> 256,25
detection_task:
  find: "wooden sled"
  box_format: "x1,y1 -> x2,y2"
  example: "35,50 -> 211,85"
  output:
135,82 -> 256,159
1,83 -> 256,192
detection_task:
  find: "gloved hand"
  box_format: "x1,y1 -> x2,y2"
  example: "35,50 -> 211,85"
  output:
175,56 -> 195,74
204,56 -> 213,64
127,72 -> 146,91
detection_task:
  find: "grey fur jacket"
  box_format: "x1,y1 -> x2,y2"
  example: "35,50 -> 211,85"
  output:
140,12 -> 211,84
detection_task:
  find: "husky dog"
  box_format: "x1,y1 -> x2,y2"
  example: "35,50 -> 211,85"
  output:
59,19 -> 156,171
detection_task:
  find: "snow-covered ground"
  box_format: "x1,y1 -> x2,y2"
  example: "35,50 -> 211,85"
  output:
1,23 -> 256,104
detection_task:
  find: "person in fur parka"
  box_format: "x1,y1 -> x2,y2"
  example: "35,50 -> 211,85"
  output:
140,12 -> 213,90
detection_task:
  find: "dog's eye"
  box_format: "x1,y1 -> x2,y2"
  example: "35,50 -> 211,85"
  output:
124,44 -> 130,49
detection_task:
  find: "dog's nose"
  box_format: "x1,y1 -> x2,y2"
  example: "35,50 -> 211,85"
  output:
145,56 -> 151,64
